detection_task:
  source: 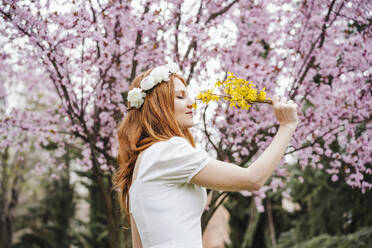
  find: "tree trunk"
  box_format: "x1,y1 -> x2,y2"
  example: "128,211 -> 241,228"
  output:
0,148 -> 22,248
201,190 -> 230,233
93,172 -> 121,248
266,199 -> 277,248
0,214 -> 12,248
242,200 -> 261,247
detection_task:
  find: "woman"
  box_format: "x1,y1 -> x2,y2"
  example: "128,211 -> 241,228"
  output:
113,63 -> 298,248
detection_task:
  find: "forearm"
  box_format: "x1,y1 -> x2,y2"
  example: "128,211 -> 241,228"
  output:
246,124 -> 296,187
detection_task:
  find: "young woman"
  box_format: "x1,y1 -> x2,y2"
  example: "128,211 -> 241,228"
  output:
113,63 -> 298,248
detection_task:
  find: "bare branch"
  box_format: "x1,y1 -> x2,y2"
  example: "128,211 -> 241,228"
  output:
202,105 -> 224,160
201,191 -> 230,233
284,125 -> 341,155
129,3 -> 150,82
289,0 -> 345,98
206,0 -> 239,24
174,3 -> 181,62
183,0 -> 239,83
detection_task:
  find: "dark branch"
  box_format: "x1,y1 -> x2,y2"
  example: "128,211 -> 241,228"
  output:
289,0 -> 344,98
206,0 -> 239,24
174,4 -> 181,62
202,105 -> 224,160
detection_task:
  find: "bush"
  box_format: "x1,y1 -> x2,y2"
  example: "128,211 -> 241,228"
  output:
278,227 -> 372,248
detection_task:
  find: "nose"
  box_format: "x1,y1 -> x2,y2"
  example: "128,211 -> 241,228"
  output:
186,96 -> 194,108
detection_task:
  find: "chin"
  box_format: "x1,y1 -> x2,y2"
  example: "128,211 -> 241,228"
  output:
180,121 -> 194,129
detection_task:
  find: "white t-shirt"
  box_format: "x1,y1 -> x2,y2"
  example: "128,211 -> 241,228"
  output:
129,136 -> 211,248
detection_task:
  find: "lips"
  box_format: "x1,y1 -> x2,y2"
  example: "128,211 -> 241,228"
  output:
186,111 -> 193,115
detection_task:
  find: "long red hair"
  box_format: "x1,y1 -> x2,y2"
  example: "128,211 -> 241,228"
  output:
112,69 -> 195,222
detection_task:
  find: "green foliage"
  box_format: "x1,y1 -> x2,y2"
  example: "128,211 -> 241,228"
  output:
13,170 -> 80,248
259,39 -> 271,58
279,227 -> 372,248
348,20 -> 371,33
11,144 -> 88,248
286,164 -> 372,243
225,159 -> 372,248
73,169 -> 111,248
224,191 -> 293,248
224,192 -> 263,248
74,169 -> 130,248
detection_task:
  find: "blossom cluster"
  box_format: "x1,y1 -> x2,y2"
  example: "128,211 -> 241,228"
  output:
193,72 -> 270,110
1,0 -> 370,224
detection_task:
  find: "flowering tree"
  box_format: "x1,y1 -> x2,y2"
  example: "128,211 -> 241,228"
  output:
0,0 -> 246,246
197,0 -> 371,225
1,0 -> 371,247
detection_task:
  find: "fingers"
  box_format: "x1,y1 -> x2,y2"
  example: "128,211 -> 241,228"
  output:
272,95 -> 299,126
272,95 -> 280,107
280,97 -> 287,105
272,95 -> 298,109
287,100 -> 298,108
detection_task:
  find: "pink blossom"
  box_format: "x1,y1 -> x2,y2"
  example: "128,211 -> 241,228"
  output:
281,191 -> 290,199
331,175 -> 338,182
239,190 -> 252,197
0,0 -> 370,209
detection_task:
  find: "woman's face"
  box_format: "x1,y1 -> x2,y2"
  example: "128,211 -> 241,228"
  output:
173,77 -> 194,129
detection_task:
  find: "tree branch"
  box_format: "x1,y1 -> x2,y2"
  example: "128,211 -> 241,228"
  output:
174,4 -> 181,62
129,3 -> 150,83
202,105 -> 224,160
202,191 -> 230,233
289,0 -> 345,98
206,0 -> 239,24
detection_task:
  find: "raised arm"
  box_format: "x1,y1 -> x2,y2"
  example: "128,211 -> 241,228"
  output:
191,95 -> 299,192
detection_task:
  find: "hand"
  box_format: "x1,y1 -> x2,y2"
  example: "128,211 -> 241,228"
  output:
272,95 -> 299,128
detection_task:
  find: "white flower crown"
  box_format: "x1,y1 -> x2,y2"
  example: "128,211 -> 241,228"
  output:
127,62 -> 180,109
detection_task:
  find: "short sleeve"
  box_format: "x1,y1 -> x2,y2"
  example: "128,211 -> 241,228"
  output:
149,136 -> 211,184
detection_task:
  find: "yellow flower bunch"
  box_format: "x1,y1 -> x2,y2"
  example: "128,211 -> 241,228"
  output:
192,72 -> 272,110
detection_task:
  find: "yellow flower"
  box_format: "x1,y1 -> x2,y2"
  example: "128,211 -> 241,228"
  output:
195,72 -> 270,110
215,81 -> 223,87
258,87 -> 267,101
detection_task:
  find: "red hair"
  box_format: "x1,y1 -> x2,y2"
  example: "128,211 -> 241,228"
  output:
112,69 -> 195,222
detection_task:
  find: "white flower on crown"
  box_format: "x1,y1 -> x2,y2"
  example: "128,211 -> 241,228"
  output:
127,88 -> 145,109
140,76 -> 156,91
166,62 -> 180,74
127,62 -> 181,109
150,66 -> 170,84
